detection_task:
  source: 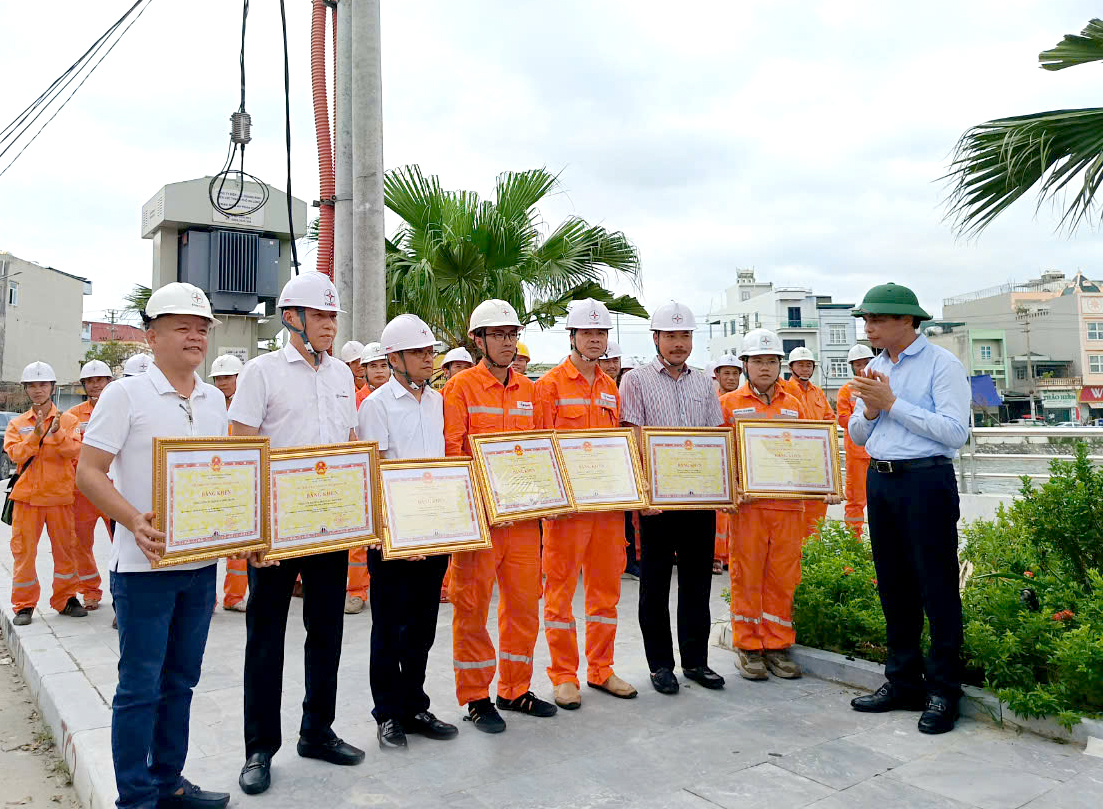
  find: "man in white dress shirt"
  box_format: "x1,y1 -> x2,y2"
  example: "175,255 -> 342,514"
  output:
357,314 -> 458,751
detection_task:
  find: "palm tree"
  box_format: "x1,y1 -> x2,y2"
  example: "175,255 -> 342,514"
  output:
945,19 -> 1103,237
384,166 -> 646,349
123,284 -> 151,319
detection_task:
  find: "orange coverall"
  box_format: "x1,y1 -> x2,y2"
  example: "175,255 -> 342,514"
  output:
444,363 -> 543,705
218,418 -> 250,607
721,384 -> 808,651
65,400 -> 106,603
344,383 -> 376,602
534,359 -> 625,689
788,378 -> 835,539
835,381 -> 870,537
714,512 -> 730,567
4,406 -> 82,612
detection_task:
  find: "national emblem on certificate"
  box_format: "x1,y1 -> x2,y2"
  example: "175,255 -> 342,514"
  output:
468,430 -> 576,525
266,442 -> 382,560
640,427 -> 736,509
378,458 -> 492,559
735,419 -> 843,500
555,429 -> 647,511
153,437 -> 270,567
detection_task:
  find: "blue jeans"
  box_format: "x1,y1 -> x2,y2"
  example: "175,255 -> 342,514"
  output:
110,566 -> 215,809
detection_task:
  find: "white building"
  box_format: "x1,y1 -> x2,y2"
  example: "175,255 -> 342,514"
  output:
707,269 -> 856,400
0,251 -> 90,384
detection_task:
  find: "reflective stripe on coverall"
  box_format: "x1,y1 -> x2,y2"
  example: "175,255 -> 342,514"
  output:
714,512 -> 730,566
221,421 -> 250,606
347,545 -> 370,600
4,406 -> 82,612
788,377 -> 835,540
836,381 -> 870,537
721,384 -> 808,650
444,362 -> 543,704
65,400 -> 105,602
534,359 -> 624,688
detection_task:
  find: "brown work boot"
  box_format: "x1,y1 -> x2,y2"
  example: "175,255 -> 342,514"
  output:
735,649 -> 769,681
83,598 -> 100,611
587,673 -> 638,699
764,648 -> 803,679
223,601 -> 248,613
554,682 -> 581,710
344,595 -> 364,614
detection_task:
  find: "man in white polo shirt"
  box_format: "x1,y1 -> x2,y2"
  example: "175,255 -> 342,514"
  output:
357,313 -> 458,751
228,272 -> 363,796
76,283 -> 229,809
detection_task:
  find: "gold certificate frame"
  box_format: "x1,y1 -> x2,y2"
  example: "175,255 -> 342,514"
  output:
735,419 -> 843,500
468,430 -> 576,526
378,457 -> 492,560
266,442 -> 382,561
555,429 -> 647,511
153,436 -> 270,568
640,427 -> 736,510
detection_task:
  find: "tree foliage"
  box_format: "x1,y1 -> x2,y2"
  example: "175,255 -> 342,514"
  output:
83,340 -> 146,375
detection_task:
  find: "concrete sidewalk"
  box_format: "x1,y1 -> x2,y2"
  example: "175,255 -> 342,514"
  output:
2,521 -> 1102,809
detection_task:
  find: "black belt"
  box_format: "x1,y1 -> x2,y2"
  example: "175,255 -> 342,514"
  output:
869,456 -> 952,474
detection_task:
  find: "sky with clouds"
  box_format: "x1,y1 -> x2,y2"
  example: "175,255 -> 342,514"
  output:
3,0 -> 1103,365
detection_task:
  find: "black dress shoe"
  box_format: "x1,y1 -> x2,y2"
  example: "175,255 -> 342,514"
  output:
650,667 -> 679,695
159,778 -> 230,809
405,711 -> 458,740
377,719 -> 408,751
496,691 -> 558,717
238,752 -> 271,795
296,736 -> 366,766
683,666 -> 725,690
918,695 -> 959,735
851,682 -> 927,714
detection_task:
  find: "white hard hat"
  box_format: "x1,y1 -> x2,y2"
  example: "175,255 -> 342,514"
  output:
787,346 -> 816,365
21,361 -> 56,383
360,341 -> 387,363
122,353 -> 153,376
468,299 -> 521,335
848,344 -> 875,363
714,352 -> 743,371
705,360 -> 717,378
380,314 -> 435,354
621,355 -> 638,370
339,341 -> 365,364
442,347 -> 474,366
602,340 -> 623,360
277,271 -> 343,312
739,328 -> 785,359
79,360 -> 113,380
209,354 -> 244,378
145,282 -> 220,324
650,301 -> 696,331
565,298 -> 613,330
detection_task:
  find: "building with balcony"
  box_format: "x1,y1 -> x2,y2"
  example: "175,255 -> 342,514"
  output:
925,324 -> 1011,394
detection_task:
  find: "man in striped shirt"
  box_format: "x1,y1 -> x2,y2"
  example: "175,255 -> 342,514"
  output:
620,301 -> 726,695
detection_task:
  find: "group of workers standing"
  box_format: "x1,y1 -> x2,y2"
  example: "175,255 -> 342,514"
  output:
3,272 -> 971,809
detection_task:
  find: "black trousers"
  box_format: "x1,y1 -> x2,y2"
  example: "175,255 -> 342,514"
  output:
637,510 -> 715,672
866,463 -> 963,698
243,549 -> 348,758
366,549 -> 449,724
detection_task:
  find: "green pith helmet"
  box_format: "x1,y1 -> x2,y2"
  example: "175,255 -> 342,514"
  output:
851,282 -> 931,321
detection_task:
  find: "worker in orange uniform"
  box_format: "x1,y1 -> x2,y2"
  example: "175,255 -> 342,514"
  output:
511,342 -> 531,377
711,353 -> 743,574
65,360 -> 114,611
355,342 -> 389,409
209,354 -> 250,613
5,362 -> 86,625
785,347 -> 835,540
836,344 -> 875,537
722,330 -> 839,681
535,299 -> 638,711
443,298 -> 558,733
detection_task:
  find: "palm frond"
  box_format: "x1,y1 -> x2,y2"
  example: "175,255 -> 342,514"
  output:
495,168 -> 560,226
1040,19 -> 1103,71
123,284 -> 151,315
944,107 -> 1103,236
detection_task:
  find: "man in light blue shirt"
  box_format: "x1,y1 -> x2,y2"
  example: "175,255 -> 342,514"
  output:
846,283 -> 970,736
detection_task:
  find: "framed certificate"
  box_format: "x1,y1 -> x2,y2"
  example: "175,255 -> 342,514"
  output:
640,427 -> 736,509
735,419 -> 843,500
468,430 -> 576,525
378,458 -> 492,559
153,437 -> 270,568
555,429 -> 647,511
266,442 -> 382,561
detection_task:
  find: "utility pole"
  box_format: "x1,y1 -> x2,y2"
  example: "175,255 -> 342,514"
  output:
350,0 -> 386,343
1016,307 -> 1048,421
334,0 -> 353,347
107,309 -> 118,342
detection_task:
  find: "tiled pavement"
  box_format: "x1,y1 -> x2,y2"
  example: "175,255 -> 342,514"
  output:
2,521 -> 1102,809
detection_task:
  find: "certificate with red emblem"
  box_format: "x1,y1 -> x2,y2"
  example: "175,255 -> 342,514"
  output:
735,420 -> 842,500
468,431 -> 576,525
640,428 -> 736,509
153,437 -> 270,567
555,429 -> 647,511
265,442 -> 382,560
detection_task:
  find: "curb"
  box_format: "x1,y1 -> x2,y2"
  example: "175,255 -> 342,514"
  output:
1,602 -> 117,809
711,622 -> 1103,747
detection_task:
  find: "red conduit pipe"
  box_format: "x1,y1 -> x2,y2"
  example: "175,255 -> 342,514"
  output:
310,0 -> 335,279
